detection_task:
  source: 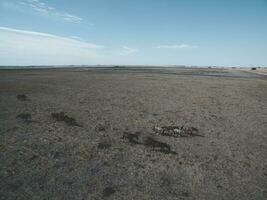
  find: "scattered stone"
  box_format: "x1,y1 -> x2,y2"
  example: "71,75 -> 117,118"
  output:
153,126 -> 203,137
50,151 -> 64,160
51,112 -> 81,127
95,124 -> 106,132
17,94 -> 28,101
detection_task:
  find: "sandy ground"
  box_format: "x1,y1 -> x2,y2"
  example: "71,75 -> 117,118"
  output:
0,67 -> 267,200
238,68 -> 267,76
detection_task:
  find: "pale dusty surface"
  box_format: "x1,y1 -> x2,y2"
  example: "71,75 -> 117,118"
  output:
0,68 -> 267,200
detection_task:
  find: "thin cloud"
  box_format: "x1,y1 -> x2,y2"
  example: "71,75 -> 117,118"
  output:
156,44 -> 199,49
20,0 -> 83,24
0,27 -> 103,49
0,27 -> 138,66
0,27 -> 104,65
116,46 -> 138,56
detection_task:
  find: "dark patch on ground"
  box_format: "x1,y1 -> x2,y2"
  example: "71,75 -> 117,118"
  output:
144,137 -> 176,155
181,191 -> 190,197
160,176 -> 172,188
102,186 -> 116,197
154,126 -> 203,137
98,141 -> 111,149
17,94 -> 28,101
28,154 -> 38,161
122,132 -> 176,154
51,112 -> 81,127
16,113 -> 32,123
133,162 -> 145,169
49,151 -> 64,160
122,132 -> 140,145
217,185 -> 223,189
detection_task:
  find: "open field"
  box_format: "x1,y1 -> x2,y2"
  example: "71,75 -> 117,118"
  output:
0,67 -> 267,199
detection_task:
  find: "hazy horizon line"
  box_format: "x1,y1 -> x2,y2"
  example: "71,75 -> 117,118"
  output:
0,64 -> 265,69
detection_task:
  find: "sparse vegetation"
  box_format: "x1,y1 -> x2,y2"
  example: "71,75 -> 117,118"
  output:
97,141 -> 111,149
122,132 -> 140,145
144,136 -> 176,154
17,94 -> 28,101
16,113 -> 32,123
102,187 -> 116,197
51,112 -> 81,126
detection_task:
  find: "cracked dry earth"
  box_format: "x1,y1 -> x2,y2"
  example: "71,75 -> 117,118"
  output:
0,68 -> 267,200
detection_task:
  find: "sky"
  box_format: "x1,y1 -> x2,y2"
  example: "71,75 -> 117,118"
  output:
0,0 -> 267,66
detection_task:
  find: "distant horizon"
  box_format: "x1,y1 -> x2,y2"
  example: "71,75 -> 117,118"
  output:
0,64 -> 266,69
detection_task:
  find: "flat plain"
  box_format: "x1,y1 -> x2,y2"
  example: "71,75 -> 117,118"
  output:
0,67 -> 267,200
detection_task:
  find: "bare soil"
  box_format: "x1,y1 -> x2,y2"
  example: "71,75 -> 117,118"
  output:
0,67 -> 267,200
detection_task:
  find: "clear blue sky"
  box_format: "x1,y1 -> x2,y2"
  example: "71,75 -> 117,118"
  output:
0,0 -> 267,66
